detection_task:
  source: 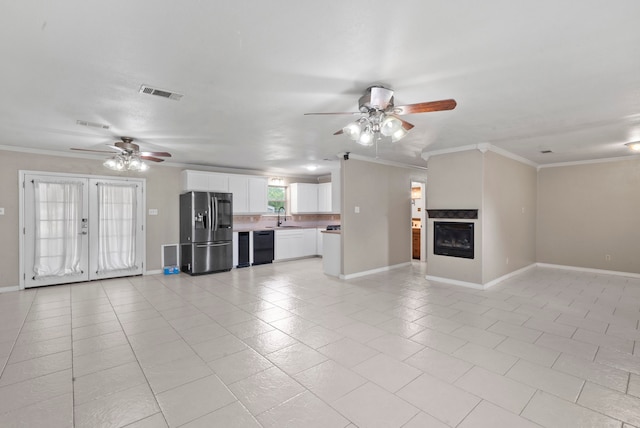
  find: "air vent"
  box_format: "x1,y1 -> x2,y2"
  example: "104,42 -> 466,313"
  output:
139,85 -> 183,101
76,120 -> 110,129
540,150 -> 553,154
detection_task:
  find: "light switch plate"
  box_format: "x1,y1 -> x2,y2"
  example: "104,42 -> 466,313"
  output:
148,209 -> 158,216
0,207 -> 4,215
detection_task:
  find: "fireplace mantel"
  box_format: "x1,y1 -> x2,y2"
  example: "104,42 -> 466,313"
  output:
427,209 -> 478,219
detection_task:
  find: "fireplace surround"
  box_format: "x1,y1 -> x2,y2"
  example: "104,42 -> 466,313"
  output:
428,209 -> 477,260
433,222 -> 474,259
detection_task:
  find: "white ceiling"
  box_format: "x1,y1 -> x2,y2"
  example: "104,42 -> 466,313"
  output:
1,1 -> 639,176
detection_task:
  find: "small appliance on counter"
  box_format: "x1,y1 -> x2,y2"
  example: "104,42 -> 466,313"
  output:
180,191 -> 233,275
326,225 -> 341,231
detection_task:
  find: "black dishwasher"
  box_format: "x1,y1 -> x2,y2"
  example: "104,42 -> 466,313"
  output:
253,230 -> 274,265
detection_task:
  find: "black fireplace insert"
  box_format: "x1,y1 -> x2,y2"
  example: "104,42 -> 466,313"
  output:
434,221 -> 474,259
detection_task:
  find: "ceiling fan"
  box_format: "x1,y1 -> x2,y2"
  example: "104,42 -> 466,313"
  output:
71,137 -> 171,171
305,86 -> 456,146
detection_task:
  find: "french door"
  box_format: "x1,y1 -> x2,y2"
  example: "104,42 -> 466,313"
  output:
22,172 -> 145,288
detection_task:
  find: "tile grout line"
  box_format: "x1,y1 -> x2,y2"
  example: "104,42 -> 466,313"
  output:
98,277 -> 170,428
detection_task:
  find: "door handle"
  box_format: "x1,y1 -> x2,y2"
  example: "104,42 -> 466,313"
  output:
213,197 -> 218,231
196,242 -> 231,248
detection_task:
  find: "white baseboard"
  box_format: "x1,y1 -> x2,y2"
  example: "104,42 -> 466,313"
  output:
341,262 -> 412,280
425,275 -> 484,290
483,263 -> 538,289
426,263 -> 537,290
536,263 -> 640,279
144,270 -> 162,276
0,286 -> 21,293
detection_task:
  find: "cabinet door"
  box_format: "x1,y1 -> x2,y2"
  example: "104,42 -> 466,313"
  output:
318,183 -> 331,213
291,183 -> 318,213
183,171 -> 211,191
208,174 -> 229,192
228,175 -> 249,214
316,228 -> 323,256
303,228 -> 317,256
248,177 -> 268,213
275,229 -> 305,260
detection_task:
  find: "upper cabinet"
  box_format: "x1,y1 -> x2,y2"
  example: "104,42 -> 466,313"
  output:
182,170 -> 268,214
291,176 -> 340,214
183,171 -> 228,192
290,183 -> 319,213
248,177 -> 268,213
318,182 -> 331,213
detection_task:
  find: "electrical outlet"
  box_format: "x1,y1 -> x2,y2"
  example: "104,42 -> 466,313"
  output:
506,257 -> 509,265
148,209 -> 158,216
0,207 -> 4,215
354,206 -> 360,213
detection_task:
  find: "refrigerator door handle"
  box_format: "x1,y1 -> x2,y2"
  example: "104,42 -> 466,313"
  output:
213,196 -> 219,231
207,192 -> 213,231
195,242 -> 231,248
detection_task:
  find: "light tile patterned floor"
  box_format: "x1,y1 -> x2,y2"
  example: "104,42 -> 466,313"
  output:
0,259 -> 639,427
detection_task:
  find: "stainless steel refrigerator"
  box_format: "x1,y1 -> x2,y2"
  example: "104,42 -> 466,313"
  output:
180,191 -> 233,275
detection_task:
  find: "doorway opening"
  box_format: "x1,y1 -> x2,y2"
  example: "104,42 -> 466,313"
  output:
411,181 -> 426,261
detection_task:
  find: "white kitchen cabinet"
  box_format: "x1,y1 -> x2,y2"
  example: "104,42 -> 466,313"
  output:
318,182 -> 332,213
228,175 -> 249,214
248,177 -> 268,213
316,228 -> 323,256
290,183 -> 318,213
274,228 -> 318,260
182,170 -> 228,192
183,171 -> 268,214
303,228 -> 317,256
274,229 -> 304,260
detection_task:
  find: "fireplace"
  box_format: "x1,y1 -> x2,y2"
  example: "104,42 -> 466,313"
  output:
434,221 -> 474,259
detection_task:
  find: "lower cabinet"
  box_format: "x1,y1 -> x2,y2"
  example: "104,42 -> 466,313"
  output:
274,228 -> 318,261
412,228 -> 421,259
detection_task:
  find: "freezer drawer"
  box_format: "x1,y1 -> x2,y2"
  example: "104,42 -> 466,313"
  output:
181,242 -> 232,275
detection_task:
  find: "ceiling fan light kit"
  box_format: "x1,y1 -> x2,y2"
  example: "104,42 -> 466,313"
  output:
104,154 -> 149,172
625,141 -> 640,152
71,136 -> 171,172
305,85 -> 456,148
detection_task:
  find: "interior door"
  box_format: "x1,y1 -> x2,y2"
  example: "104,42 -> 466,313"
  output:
23,174 -> 90,288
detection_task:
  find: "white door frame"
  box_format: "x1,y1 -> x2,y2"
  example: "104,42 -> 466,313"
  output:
19,170 -> 146,290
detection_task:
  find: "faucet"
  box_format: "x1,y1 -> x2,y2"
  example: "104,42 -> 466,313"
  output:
277,206 -> 286,227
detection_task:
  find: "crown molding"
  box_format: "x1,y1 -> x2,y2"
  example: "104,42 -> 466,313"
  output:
338,152 -> 428,171
421,143 -> 538,168
536,154 -> 640,170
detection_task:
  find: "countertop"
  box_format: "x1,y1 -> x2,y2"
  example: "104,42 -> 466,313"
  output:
321,230 -> 341,235
233,226 -> 326,233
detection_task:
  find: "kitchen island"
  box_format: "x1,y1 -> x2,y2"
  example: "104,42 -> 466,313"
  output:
321,230 -> 341,277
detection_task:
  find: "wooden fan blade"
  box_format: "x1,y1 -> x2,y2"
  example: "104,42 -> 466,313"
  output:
140,156 -> 165,163
304,112 -> 360,115
394,99 -> 457,115
140,151 -> 171,157
333,129 -> 344,135
397,117 -> 415,131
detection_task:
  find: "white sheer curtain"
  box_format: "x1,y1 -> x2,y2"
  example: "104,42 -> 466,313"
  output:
33,180 -> 83,279
97,182 -> 138,273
